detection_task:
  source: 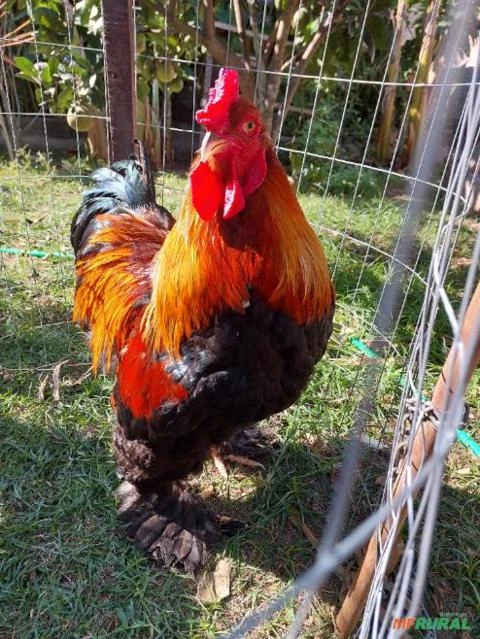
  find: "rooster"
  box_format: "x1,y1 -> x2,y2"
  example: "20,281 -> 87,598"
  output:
71,68 -> 335,574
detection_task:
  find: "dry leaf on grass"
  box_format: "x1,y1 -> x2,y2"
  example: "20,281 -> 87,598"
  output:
452,257 -> 473,269
455,466 -> 471,475
211,449 -> 229,479
200,484 -> 216,500
289,512 -> 319,547
25,212 -> 48,225
73,366 -> 92,386
38,374 -> 48,401
52,358 -> 70,402
223,454 -> 264,470
197,558 -> 231,603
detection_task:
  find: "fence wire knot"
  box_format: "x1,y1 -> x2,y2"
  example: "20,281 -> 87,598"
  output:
392,397 -> 440,482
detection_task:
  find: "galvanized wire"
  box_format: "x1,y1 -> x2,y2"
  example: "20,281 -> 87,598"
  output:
1,1 -> 479,637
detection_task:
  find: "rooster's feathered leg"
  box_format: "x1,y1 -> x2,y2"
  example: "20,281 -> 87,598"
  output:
112,421 -> 241,574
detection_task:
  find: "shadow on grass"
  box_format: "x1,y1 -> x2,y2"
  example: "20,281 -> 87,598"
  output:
0,339 -> 390,638
0,270 -> 79,373
0,408 -> 202,638
2,394 -> 478,639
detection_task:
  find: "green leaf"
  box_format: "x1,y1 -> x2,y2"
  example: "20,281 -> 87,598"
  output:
55,85 -> 74,112
14,56 -> 35,78
41,64 -> 53,86
305,17 -> 321,38
49,57 -> 59,75
16,71 -> 39,85
72,53 -> 91,70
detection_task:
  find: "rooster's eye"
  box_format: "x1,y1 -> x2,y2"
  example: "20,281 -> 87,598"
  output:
242,120 -> 257,135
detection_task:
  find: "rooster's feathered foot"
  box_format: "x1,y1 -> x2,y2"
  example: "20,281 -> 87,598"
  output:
116,481 -> 241,575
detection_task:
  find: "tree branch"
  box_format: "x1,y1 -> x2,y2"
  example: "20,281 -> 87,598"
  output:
246,0 -> 261,62
259,0 -> 299,136
263,18 -> 279,65
269,0 -> 300,73
280,22 -> 325,72
246,0 -> 265,103
166,0 -> 233,66
166,0 -> 254,98
233,0 -> 251,70
278,0 -> 352,129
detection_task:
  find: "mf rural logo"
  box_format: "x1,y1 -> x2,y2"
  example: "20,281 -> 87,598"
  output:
392,613 -> 471,631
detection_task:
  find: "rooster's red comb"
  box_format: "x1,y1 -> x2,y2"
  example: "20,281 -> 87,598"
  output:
195,68 -> 239,135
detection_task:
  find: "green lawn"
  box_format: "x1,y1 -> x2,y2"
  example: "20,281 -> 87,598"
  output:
0,153 -> 479,638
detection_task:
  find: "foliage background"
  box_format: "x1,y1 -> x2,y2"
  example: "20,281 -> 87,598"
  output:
3,0 -> 475,192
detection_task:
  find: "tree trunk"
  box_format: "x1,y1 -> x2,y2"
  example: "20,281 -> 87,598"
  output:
202,55 -> 213,106
167,0 -> 350,140
0,61 -> 17,160
404,0 -> 441,164
151,78 -> 162,169
376,0 -> 406,165
87,115 -> 109,161
0,110 -> 15,160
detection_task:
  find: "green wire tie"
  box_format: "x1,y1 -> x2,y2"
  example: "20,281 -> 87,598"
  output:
0,246 -> 73,259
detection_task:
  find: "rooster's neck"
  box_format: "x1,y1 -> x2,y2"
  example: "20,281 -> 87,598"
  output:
143,155 -> 334,355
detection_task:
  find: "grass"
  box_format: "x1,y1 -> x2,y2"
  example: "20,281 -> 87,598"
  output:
0,151 -> 479,638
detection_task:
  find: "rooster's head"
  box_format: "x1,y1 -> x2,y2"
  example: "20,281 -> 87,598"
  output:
190,68 -> 269,221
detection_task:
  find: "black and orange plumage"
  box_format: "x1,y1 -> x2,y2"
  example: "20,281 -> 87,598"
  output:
72,69 -> 335,574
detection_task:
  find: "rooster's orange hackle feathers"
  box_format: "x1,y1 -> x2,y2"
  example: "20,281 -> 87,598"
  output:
143,150 -> 334,355
74,155 -> 333,371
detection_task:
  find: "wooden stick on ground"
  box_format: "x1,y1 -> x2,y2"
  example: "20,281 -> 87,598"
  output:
335,280 -> 480,637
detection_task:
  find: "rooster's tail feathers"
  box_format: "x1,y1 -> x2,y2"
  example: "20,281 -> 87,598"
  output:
71,139 -> 172,254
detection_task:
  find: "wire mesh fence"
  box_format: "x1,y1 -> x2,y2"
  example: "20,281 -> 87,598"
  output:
1,1 -> 479,637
